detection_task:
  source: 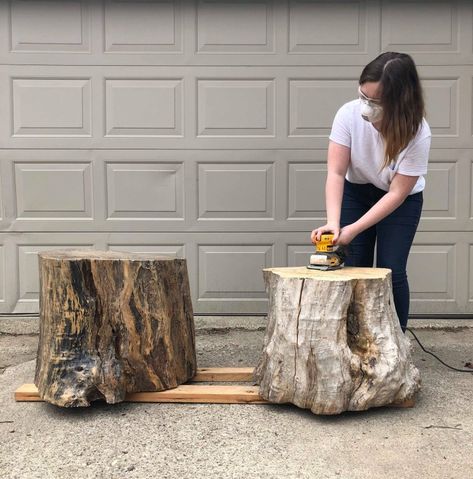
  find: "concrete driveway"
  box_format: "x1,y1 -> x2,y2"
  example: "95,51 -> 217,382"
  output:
1,316 -> 472,479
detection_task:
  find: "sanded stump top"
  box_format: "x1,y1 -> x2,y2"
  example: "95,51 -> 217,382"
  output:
264,266 -> 392,281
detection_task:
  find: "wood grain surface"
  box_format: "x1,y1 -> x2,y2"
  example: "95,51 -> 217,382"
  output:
35,250 -> 196,407
254,267 -> 420,415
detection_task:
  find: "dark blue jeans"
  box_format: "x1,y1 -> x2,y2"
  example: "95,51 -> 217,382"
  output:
340,180 -> 423,332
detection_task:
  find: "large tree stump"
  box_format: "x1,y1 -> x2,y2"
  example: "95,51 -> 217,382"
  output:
254,267 -> 421,415
35,250 -> 197,407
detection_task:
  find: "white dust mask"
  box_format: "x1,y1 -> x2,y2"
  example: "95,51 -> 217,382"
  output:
358,87 -> 383,123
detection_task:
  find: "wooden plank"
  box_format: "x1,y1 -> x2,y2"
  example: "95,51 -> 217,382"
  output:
14,384 -> 44,402
193,367 -> 254,382
15,382 -> 415,408
126,385 -> 268,404
14,367 -> 257,402
14,383 -> 269,404
389,398 -> 416,409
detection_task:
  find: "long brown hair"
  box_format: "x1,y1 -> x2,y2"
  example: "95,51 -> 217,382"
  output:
360,52 -> 425,169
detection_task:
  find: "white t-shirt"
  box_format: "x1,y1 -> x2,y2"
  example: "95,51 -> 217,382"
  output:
329,99 -> 431,194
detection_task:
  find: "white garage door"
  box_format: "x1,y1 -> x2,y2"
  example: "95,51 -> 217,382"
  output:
0,0 -> 472,315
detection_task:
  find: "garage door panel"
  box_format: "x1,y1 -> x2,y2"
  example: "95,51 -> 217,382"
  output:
0,244 -> 5,306
422,162 -> 457,219
408,243 -> 458,313
14,162 -> 93,219
197,0 -> 274,53
197,79 -> 275,137
1,1 -> 473,315
2,65 -> 472,151
470,159 -> 473,221
105,79 -> 184,137
0,173 -> 4,222
10,0 -> 91,53
198,163 -> 274,219
287,162 -> 326,219
422,78 -> 459,137
287,243 -> 313,267
106,161 -> 184,219
198,244 -> 273,298
4,148 -> 473,234
419,66 -> 473,149
289,79 -> 359,137
12,78 -> 92,137
418,149 -> 472,231
105,0 -> 182,53
409,233 -> 470,314
469,160 -> 473,221
1,1 -> 472,67
0,150 -> 99,231
408,244 -> 455,298
381,0 -> 459,53
468,244 -> 473,306
289,0 -> 368,53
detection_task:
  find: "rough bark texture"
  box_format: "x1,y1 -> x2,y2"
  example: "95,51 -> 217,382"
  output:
35,250 -> 197,407
254,267 -> 421,415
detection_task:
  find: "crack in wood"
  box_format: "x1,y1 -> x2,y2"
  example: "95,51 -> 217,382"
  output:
294,278 -> 305,393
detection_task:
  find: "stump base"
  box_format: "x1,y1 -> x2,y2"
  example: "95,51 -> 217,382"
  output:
15,368 -> 416,408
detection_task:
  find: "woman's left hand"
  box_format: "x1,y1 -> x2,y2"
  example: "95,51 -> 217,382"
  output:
335,224 -> 358,246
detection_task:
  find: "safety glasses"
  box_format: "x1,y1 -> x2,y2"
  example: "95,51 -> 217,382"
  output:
358,86 -> 382,106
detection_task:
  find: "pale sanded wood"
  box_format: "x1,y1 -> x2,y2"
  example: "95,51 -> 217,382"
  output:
193,367 -> 254,382
126,385 -> 268,404
15,384 -> 44,402
35,250 -> 196,407
255,267 -> 420,415
266,266 -> 392,281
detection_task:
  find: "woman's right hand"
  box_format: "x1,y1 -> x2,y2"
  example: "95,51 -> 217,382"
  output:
310,223 -> 340,244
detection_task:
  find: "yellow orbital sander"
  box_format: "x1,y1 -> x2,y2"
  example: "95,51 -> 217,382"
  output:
307,233 -> 347,271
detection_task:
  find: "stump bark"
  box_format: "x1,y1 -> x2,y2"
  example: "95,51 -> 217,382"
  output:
35,250 -> 197,407
254,267 -> 421,415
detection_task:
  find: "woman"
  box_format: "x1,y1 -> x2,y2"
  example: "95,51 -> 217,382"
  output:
310,52 -> 431,332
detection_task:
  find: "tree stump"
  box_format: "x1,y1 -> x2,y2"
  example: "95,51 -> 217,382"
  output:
254,267 -> 421,415
35,250 -> 197,407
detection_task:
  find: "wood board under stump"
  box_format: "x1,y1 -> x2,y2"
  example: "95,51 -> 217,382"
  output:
15,367 -> 415,408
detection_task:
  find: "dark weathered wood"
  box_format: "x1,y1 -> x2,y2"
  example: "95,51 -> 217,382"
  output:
35,250 -> 197,407
254,267 -> 421,415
